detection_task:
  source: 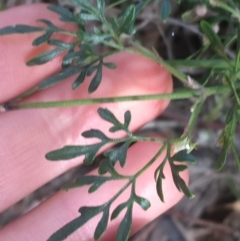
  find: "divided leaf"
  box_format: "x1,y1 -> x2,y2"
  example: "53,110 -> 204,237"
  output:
47,5 -> 75,22
119,5 -> 136,35
37,19 -> 59,31
98,159 -> 122,177
47,206 -> 103,241
171,162 -> 194,199
38,67 -> 80,89
94,207 -> 109,240
48,39 -> 73,49
65,175 -> 112,192
156,169 -> 165,202
27,48 -> 66,66
32,31 -> 53,46
45,143 -> 106,164
104,140 -> 132,167
0,25 -> 44,35
71,0 -> 96,13
171,149 -> 197,164
134,195 -> 151,210
89,63 -> 103,93
98,108 -> 131,133
116,205 -> 133,241
82,129 -> 110,141
72,69 -> 87,89
111,202 -> 128,220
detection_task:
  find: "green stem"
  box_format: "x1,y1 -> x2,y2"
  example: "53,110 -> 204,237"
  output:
2,83 -> 237,111
126,44 -> 190,86
232,144 -> 240,171
180,100 -> 204,140
106,0 -> 129,9
1,89 -> 198,110
135,144 -> 167,178
214,0 -> 240,21
56,29 -> 78,37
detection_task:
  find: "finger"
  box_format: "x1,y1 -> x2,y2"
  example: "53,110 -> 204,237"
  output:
0,141 -> 189,241
0,4 -> 77,103
0,50 -> 172,212
0,5 -> 172,212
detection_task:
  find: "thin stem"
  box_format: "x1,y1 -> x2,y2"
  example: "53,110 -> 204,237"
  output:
132,135 -> 165,143
1,89 -> 199,110
232,144 -> 240,171
135,144 -> 167,178
180,100 -> 204,140
126,44 -> 190,86
225,75 -> 240,106
2,83 -> 238,111
106,0 -> 129,9
214,0 -> 240,21
56,29 -> 78,37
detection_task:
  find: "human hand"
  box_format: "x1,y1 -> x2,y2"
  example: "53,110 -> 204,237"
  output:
0,4 -> 188,240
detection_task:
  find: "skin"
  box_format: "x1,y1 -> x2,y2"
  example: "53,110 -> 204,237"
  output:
0,4 -> 189,241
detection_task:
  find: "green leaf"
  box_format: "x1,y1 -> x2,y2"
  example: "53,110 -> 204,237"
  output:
65,175 -> 112,192
89,63 -> 103,93
0,25 -> 44,35
119,5 -> 136,35
71,0 -> 96,13
77,30 -> 111,45
97,108 -> 127,132
94,207 -> 109,240
160,0 -> 172,21
63,51 -> 81,63
124,111 -> 131,128
176,175 -> 195,199
96,0 -> 105,11
111,202 -> 128,220
235,23 -> 240,71
98,159 -> 122,177
48,39 -> 73,49
200,20 -> 226,59
216,116 -> 237,170
156,170 -> 164,202
116,205 -> 133,241
47,5 -> 75,22
32,31 -> 53,46
47,206 -> 103,241
174,164 -> 188,172
171,162 -> 195,199
134,195 -> 151,210
77,12 -> 100,21
39,67 -> 80,89
104,140 -> 132,167
82,129 -> 110,141
27,48 -> 66,66
171,149 -> 197,164
37,19 -> 59,31
103,62 -> 117,69
135,0 -> 148,16
86,65 -> 98,76
45,143 -> 105,164
72,69 -> 87,89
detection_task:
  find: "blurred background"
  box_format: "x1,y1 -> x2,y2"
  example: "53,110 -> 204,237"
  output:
1,0 -> 240,240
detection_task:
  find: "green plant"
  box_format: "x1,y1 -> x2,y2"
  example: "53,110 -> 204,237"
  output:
0,0 -> 240,240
